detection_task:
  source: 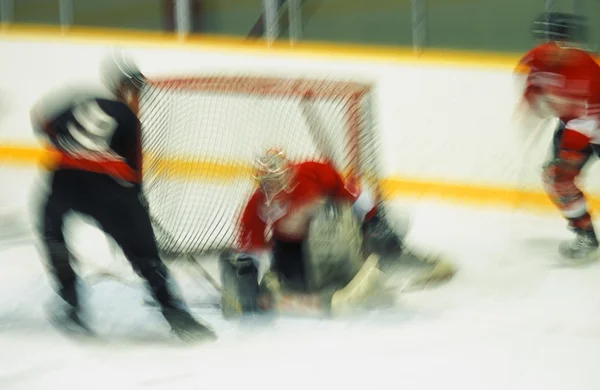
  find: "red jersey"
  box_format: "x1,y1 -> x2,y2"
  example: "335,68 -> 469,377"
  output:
237,161 -> 367,252
517,42 -> 600,148
517,42 -> 600,120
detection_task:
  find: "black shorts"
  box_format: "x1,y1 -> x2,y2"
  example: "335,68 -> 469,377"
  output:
271,238 -> 307,291
41,169 -> 159,261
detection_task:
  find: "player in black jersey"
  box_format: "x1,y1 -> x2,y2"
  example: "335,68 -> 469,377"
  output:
30,52 -> 216,342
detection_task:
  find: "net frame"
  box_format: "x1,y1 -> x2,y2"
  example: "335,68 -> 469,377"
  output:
136,75 -> 383,257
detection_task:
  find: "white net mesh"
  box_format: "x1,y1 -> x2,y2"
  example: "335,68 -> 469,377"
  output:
138,75 -> 382,255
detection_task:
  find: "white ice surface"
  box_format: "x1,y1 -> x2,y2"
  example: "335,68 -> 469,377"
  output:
2,198 -> 600,390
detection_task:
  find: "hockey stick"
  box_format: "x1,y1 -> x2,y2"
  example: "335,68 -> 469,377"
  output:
95,189 -> 224,294
147,212 -> 222,293
187,254 -> 222,293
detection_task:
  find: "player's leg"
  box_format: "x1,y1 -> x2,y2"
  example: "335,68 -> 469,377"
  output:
265,201 -> 390,312
304,200 -> 389,312
304,200 -> 364,292
229,200 -> 386,315
361,199 -> 456,288
218,240 -> 307,316
219,236 -> 321,316
271,239 -> 307,291
39,170 -> 89,330
219,202 -> 390,316
218,250 -> 261,317
92,179 -> 215,340
543,120 -> 598,259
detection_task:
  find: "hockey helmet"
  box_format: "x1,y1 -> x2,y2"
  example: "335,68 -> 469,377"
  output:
99,49 -> 146,95
531,12 -> 588,44
253,148 -> 294,203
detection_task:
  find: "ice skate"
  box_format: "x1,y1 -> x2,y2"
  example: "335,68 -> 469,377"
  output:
161,305 -> 217,343
47,287 -> 94,337
49,304 -> 93,336
558,228 -> 599,264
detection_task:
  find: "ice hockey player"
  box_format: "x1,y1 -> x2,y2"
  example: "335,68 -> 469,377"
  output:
218,148 -> 455,316
515,12 -> 600,261
30,52 -> 216,341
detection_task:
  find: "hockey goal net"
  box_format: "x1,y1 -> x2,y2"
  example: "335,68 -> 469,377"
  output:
137,75 -> 383,256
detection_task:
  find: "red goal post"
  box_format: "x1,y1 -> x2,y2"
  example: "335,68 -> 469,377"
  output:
136,74 -> 384,256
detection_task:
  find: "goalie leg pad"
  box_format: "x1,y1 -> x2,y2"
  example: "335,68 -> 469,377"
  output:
330,253 -> 392,315
304,200 -> 365,293
219,251 -> 260,318
384,249 -> 458,290
410,252 -> 457,286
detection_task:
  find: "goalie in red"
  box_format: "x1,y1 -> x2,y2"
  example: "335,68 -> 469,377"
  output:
516,12 -> 600,261
218,148 -> 455,316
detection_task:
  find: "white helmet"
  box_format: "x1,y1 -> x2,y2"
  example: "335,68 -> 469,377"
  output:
253,148 -> 295,203
99,49 -> 145,95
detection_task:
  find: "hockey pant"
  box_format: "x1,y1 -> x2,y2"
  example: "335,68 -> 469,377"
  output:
40,169 -> 178,309
543,121 -> 599,231
271,239 -> 308,292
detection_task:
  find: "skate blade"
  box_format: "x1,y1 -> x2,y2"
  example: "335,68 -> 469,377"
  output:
48,312 -> 96,338
171,326 -> 218,343
554,250 -> 600,268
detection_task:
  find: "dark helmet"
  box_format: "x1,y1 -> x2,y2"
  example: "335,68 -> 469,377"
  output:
99,49 -> 146,95
531,12 -> 588,44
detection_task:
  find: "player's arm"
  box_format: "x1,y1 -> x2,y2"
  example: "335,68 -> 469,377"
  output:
514,47 -> 543,96
514,47 -> 536,75
30,88 -> 93,139
513,45 -> 558,119
315,161 -> 377,221
514,51 -> 541,102
30,99 -> 68,141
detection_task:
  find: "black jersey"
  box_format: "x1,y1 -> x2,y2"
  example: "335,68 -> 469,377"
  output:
32,94 -> 142,184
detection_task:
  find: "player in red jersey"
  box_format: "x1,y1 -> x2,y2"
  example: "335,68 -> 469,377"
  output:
235,149 -> 383,308
218,145 -> 457,317
217,147 -> 402,315
516,12 -> 600,261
